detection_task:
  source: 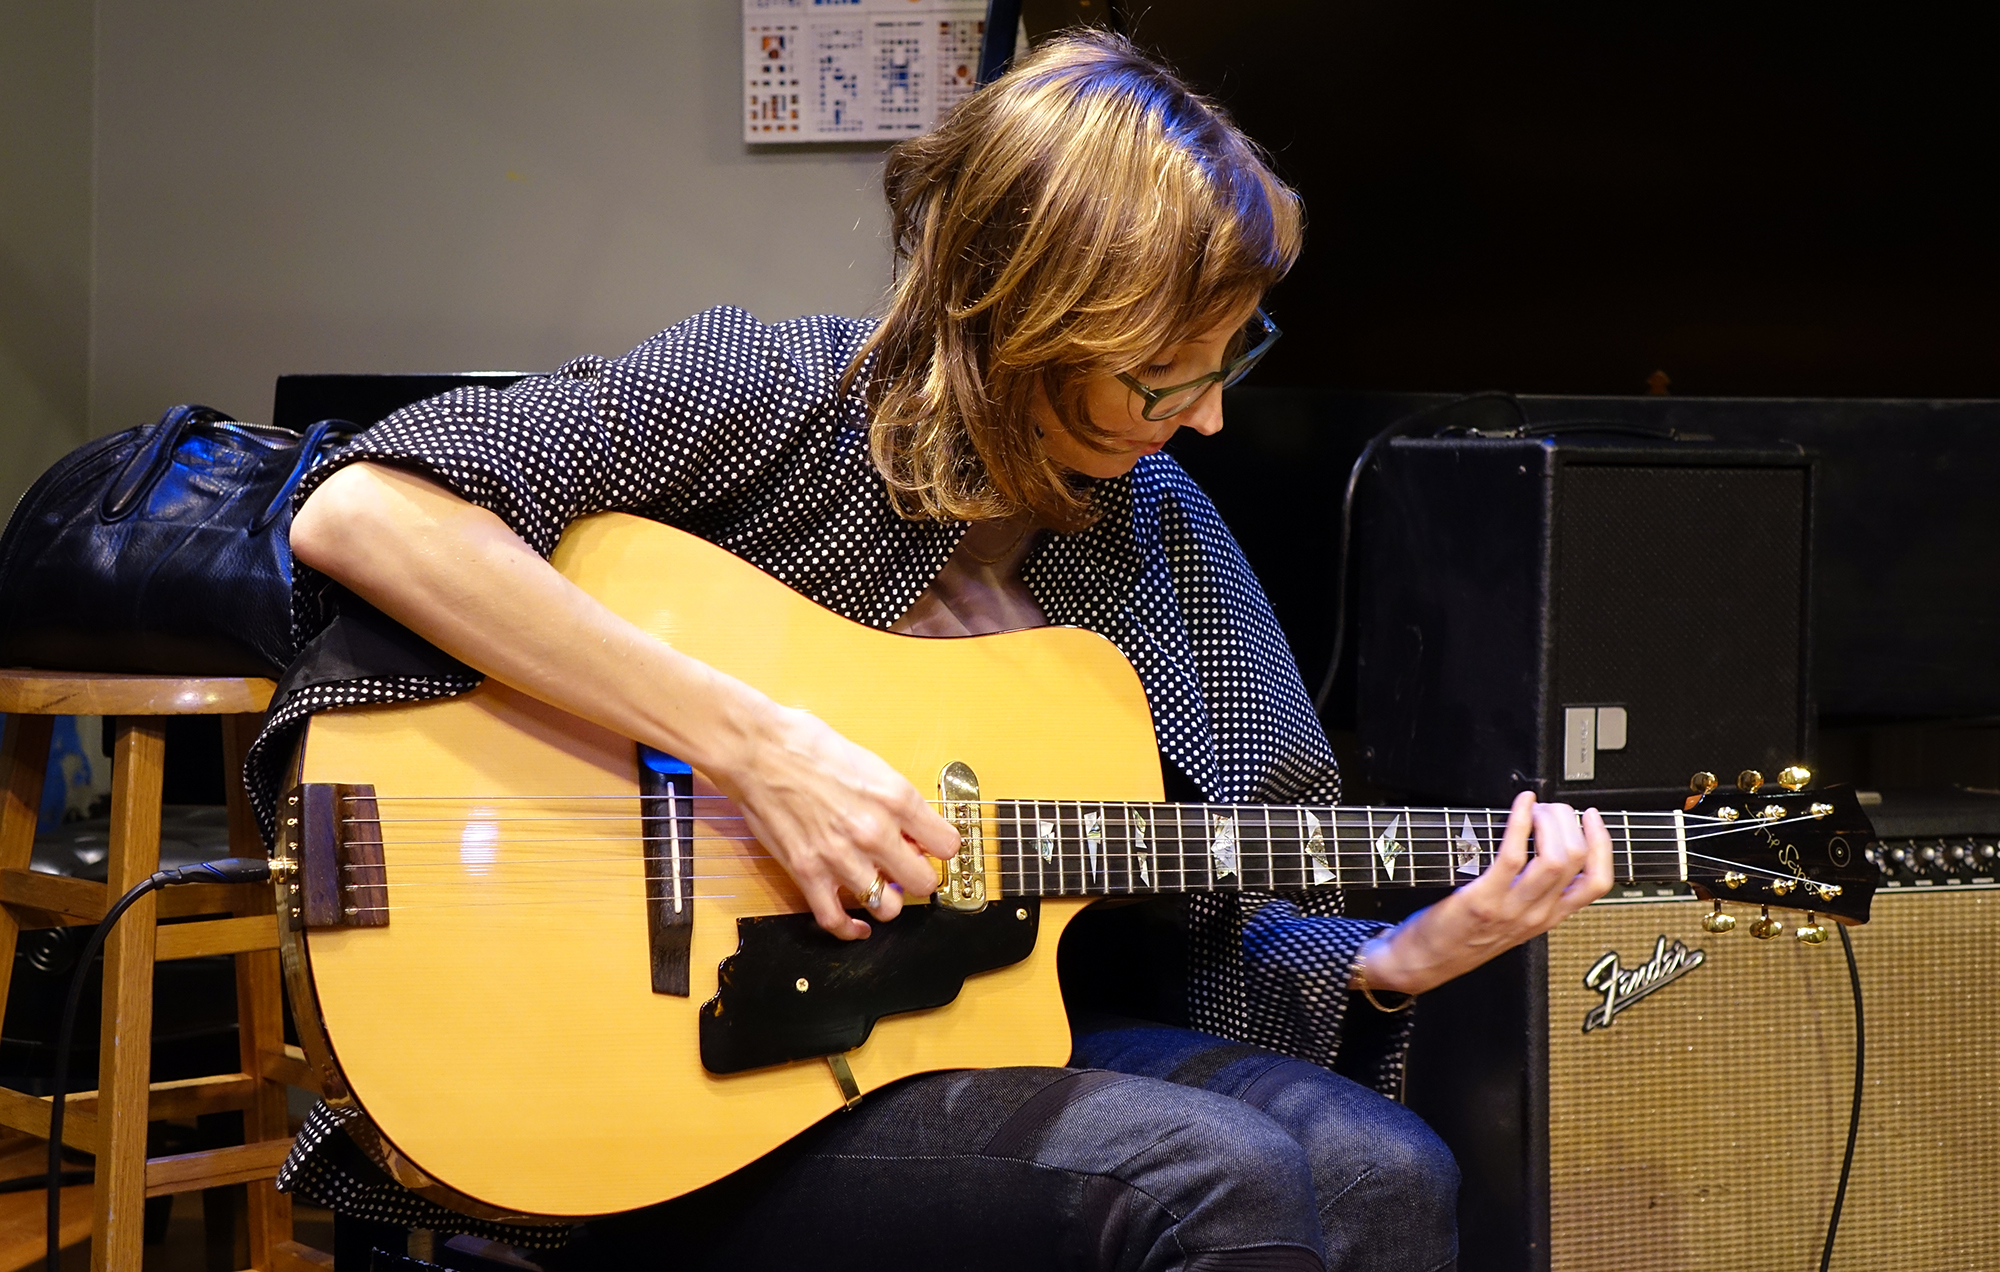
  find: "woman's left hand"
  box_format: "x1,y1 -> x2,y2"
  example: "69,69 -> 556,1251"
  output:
1353,791 -> 1614,996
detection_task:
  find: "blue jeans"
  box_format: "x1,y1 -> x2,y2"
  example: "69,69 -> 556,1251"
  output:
554,1022 -> 1458,1272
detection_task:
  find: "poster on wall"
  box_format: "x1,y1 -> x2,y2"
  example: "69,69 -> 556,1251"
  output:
743,0 -> 990,143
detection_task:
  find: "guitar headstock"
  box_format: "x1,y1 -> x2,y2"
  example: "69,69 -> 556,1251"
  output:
1682,767 -> 1879,940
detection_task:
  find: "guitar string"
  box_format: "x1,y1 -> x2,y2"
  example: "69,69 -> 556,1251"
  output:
326,830 -> 1743,857
331,816 -> 1783,851
323,845 -> 1818,890
337,806 -> 1762,834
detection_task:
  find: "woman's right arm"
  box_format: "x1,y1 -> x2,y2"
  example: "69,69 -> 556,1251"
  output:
290,460 -> 957,939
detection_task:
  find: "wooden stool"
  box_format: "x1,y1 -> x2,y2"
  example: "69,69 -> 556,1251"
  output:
0,671 -> 328,1272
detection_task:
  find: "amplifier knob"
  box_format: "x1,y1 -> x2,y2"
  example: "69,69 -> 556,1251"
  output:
1981,843 -> 1997,862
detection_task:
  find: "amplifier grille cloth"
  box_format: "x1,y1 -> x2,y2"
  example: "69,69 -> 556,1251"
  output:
1546,891 -> 1998,1271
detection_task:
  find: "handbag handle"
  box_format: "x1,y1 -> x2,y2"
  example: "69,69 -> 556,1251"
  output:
100,404 -> 236,522
251,418 -> 354,532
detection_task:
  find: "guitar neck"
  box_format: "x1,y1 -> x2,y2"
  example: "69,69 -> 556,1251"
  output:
992,800 -> 1689,897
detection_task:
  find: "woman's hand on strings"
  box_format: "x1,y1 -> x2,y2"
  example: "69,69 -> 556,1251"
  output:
710,703 -> 959,940
1354,791 -> 1613,995
294,464 -> 958,942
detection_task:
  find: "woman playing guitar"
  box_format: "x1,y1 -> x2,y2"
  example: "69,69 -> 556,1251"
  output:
275,31 -> 1612,1272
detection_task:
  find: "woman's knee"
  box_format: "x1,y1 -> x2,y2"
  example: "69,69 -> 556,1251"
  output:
1048,1079 -> 1325,1262
1363,1109 -> 1458,1216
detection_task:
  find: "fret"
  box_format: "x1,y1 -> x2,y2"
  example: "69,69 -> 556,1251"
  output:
997,801 -> 1015,896
1080,800 -> 1101,894
1096,804 -> 1112,896
1267,805 -> 1289,890
1035,800 -> 1057,896
1484,808 -> 1499,875
1127,802 -> 1154,893
1411,806 -> 1431,886
1067,801 -> 1089,894
1364,807 -> 1377,886
1266,805 -> 1305,890
1112,804 -> 1128,896
1407,806 -> 1430,886
1062,801 -> 1088,896
1317,807 -> 1341,887
1430,809 -> 1457,886
1412,807 -> 1440,887
1201,805 -> 1225,890
1297,806 -> 1325,887
1172,802 -> 1191,894
1072,804 -> 1088,896
1458,811 -> 1478,879
1333,808 -> 1367,884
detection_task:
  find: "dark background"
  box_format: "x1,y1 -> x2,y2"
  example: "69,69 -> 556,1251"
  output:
1010,1 -> 2000,793
1112,1 -> 2000,399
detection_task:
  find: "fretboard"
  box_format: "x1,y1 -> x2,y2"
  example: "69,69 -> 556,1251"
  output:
993,801 -> 1688,897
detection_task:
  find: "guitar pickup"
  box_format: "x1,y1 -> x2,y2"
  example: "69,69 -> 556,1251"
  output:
278,783 -> 389,929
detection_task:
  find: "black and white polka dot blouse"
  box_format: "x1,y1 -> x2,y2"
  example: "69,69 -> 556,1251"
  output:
248,305 -> 1404,1232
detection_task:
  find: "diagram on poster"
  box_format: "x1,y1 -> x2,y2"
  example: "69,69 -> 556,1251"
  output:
743,0 -> 990,143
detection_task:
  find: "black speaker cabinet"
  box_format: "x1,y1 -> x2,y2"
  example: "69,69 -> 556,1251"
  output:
1357,437 -> 1814,807
1403,883 -> 2000,1272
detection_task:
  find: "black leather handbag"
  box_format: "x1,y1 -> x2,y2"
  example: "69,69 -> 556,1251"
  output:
0,404 -> 354,678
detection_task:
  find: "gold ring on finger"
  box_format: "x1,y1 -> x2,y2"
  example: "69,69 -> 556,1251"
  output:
861,874 -> 887,909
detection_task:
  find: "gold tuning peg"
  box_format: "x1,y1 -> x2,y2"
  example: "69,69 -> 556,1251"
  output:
1702,901 -> 1736,934
1736,769 -> 1765,794
1777,765 -> 1813,792
1795,913 -> 1828,946
1749,905 -> 1783,940
1689,771 -> 1719,796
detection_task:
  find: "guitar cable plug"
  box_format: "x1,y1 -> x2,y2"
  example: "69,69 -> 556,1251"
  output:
43,856 -> 273,1272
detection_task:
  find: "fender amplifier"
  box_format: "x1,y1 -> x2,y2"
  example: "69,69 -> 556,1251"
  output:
1404,879 -> 2000,1271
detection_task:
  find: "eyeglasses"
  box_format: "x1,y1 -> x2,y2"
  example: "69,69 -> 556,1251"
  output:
1115,309 -> 1283,422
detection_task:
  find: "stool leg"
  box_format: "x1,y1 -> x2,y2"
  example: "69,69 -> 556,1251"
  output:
91,718 -> 166,1272
0,714 -> 55,1035
223,712 -> 293,1268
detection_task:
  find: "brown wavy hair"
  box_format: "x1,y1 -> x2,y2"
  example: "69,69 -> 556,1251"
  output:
847,31 -> 1303,529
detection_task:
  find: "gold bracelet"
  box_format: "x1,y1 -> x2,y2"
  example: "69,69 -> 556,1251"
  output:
1352,951 -> 1417,1014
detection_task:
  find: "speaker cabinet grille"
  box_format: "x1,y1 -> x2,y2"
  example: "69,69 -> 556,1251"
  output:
1545,891 -> 1999,1271
1552,465 -> 1808,799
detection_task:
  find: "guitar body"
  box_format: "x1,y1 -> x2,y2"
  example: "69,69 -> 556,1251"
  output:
291,512 -> 1165,1216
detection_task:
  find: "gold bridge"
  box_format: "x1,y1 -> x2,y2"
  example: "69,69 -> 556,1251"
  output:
937,761 -> 987,912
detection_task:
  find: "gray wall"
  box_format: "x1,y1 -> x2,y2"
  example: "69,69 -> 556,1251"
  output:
4,1 -> 894,513
0,0 -> 96,516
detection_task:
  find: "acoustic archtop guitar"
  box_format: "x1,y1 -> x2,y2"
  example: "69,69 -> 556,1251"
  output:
274,512 -> 1878,1220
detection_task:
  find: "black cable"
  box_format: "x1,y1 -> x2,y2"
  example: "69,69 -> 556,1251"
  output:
1311,392 -> 1528,716
1819,922 -> 1864,1272
45,857 -> 272,1272
1309,395 -> 1714,718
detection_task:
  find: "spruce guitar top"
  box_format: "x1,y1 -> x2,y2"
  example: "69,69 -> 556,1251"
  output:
274,513 -> 1877,1219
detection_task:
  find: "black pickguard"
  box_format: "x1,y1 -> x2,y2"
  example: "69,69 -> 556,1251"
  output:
698,900 -> 1040,1074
